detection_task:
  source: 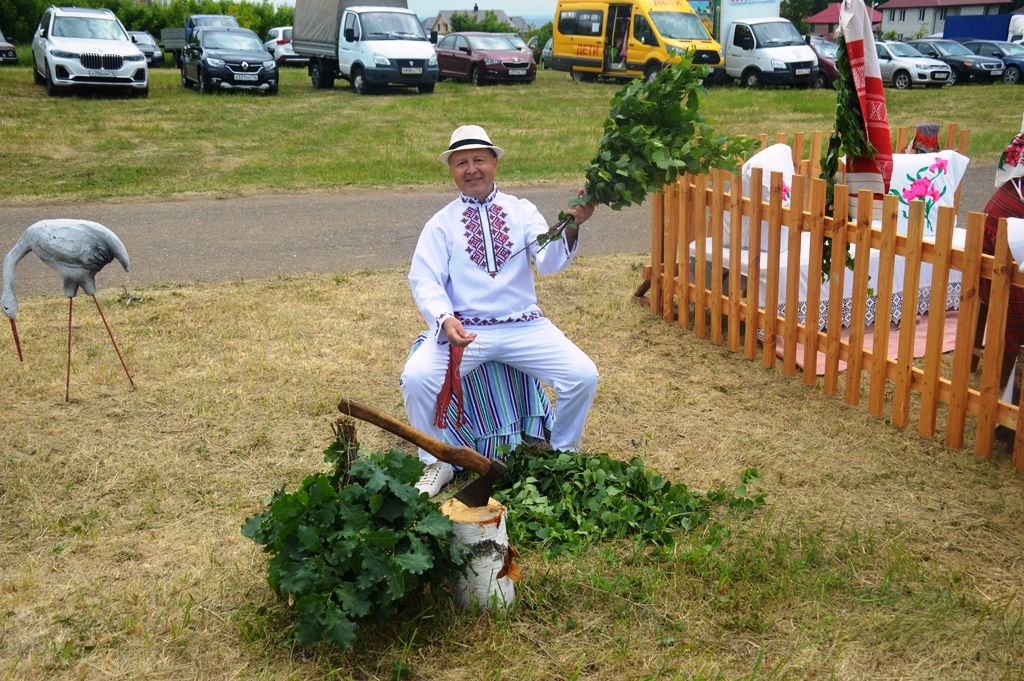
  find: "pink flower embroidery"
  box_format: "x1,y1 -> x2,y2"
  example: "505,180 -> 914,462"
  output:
928,157 -> 948,174
1005,143 -> 1022,169
901,177 -> 934,202
781,181 -> 791,203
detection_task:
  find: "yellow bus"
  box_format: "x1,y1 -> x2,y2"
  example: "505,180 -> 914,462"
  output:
550,0 -> 722,82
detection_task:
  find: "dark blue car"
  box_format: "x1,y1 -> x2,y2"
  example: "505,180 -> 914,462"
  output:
963,40 -> 1024,84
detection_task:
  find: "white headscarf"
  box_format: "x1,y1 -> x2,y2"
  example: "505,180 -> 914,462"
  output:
994,114 -> 1024,188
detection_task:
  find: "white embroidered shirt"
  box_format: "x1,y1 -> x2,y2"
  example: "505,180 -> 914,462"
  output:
409,185 -> 579,342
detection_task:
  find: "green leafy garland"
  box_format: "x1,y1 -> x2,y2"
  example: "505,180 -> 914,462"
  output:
820,33 -> 877,277
535,54 -> 756,249
494,446 -> 765,557
241,426 -> 469,650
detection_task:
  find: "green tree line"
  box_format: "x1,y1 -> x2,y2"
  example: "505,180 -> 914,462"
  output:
0,0 -> 293,43
448,10 -> 514,33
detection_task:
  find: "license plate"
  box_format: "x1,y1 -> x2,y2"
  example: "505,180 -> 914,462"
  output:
401,67 -> 422,75
993,69 -> 1004,75
934,72 -> 948,79
509,68 -> 527,76
795,68 -> 809,75
88,69 -> 109,76
235,73 -> 258,81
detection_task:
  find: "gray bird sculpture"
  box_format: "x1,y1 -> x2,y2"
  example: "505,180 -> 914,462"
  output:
2,219 -> 134,401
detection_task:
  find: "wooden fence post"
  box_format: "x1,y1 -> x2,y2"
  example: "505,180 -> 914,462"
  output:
693,174 -> 709,339
710,170 -> 725,345
1015,347 -> 1024,473
650,190 -> 664,313
947,212 -> 986,449
803,178 -> 826,385
744,168 -> 764,359
844,189 -> 874,406
727,172 -> 742,350
662,182 -> 678,323
918,205 -> 955,438
823,185 -> 849,395
976,218 -> 1013,458
867,195 -> 899,418
892,201 -> 926,429
678,175 -> 691,332
782,175 -> 805,376
762,172 -> 784,368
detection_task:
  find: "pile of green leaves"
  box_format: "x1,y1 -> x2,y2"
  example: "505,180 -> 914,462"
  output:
241,435 -> 469,650
494,447 -> 765,557
537,53 -> 756,248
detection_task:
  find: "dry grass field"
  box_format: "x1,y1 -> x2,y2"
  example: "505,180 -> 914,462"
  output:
1,255 -> 1022,680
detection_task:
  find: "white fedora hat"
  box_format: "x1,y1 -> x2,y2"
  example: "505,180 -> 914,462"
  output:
439,124 -> 505,165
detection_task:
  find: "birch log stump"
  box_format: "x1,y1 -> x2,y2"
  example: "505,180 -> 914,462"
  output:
439,497 -> 519,609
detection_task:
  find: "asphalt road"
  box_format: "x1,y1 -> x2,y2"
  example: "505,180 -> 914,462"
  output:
0,166 -> 998,298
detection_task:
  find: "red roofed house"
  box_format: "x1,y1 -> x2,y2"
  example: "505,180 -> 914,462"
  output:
876,0 -> 1013,40
807,2 -> 882,38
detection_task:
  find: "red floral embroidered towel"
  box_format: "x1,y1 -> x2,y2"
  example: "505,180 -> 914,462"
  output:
839,0 -> 892,196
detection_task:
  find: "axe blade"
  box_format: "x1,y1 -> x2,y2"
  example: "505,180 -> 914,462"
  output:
453,459 -> 507,508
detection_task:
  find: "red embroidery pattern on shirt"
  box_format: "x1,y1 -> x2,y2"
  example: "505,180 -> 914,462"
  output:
487,204 -> 512,273
461,206 -> 488,274
461,203 -> 513,278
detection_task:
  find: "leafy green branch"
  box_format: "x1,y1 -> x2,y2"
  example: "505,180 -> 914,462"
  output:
241,423 -> 469,650
494,446 -> 766,557
820,33 -> 875,279
532,53 -> 756,251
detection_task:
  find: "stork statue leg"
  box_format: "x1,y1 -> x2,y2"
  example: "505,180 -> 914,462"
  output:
91,294 -> 134,388
65,297 -> 73,403
9,318 -> 22,362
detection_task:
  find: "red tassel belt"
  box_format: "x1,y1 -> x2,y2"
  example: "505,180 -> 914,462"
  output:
435,344 -> 465,430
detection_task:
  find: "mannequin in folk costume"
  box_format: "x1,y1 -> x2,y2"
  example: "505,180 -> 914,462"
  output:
979,116 -> 1024,391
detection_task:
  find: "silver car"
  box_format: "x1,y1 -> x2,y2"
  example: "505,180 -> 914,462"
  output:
0,28 -> 17,64
875,40 -> 951,89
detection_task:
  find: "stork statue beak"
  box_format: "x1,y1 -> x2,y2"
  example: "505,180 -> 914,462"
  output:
10,318 -> 22,362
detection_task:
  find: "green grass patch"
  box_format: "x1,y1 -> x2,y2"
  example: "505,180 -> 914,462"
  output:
0,65 -> 1020,202
1,257 -> 1022,678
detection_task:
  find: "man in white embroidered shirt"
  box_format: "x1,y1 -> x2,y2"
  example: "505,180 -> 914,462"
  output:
401,124 -> 599,497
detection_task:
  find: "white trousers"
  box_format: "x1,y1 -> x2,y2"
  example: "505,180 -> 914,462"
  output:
401,318 -> 599,463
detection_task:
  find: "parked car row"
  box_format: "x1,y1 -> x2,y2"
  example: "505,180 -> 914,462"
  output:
804,34 -> 1022,90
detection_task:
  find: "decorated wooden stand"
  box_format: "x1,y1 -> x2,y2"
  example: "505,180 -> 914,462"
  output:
440,497 -> 519,610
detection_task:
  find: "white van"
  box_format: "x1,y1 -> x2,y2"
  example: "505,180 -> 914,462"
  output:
723,17 -> 817,87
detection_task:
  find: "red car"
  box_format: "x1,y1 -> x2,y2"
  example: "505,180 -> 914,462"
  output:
806,36 -> 839,89
435,31 -> 535,86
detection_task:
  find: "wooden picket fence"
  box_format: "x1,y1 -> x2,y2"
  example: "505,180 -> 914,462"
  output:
635,126 -> 1024,473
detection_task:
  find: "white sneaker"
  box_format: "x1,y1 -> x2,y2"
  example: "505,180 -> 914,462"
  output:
415,462 -> 454,498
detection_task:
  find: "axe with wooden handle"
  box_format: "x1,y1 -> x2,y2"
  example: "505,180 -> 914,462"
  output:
338,398 -> 506,508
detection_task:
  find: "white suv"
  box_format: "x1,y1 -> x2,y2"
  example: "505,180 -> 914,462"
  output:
32,6 -> 148,97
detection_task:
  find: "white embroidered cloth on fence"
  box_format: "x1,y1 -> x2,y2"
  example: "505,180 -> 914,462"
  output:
691,227 -> 967,329
722,144 -> 795,252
